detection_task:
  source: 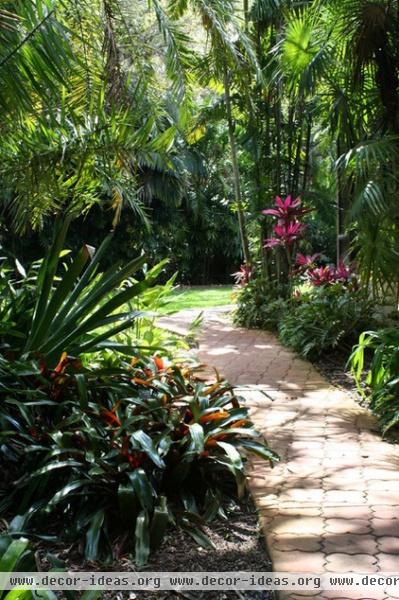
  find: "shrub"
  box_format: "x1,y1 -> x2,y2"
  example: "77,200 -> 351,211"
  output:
234,278 -> 289,330
278,285 -> 374,357
0,218 -> 167,366
350,328 -> 399,433
0,227 -> 278,565
0,355 -> 277,564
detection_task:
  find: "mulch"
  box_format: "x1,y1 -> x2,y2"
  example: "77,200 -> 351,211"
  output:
38,500 -> 274,600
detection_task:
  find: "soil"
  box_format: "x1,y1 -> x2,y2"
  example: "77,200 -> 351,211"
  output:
311,348 -> 399,442
38,501 -> 274,600
311,347 -> 361,400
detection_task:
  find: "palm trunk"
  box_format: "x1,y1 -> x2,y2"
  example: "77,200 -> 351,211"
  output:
292,120 -> 303,198
223,65 -> 251,265
275,97 -> 282,194
336,137 -> 350,263
243,0 -> 249,31
302,117 -> 312,192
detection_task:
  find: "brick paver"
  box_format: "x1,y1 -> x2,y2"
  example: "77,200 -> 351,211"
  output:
158,308 -> 399,600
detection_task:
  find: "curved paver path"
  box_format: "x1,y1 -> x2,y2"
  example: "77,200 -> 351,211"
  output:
158,308 -> 399,600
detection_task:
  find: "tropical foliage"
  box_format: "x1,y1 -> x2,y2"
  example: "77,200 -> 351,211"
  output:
2,0 -> 399,575
0,534 -> 101,599
0,350 -> 276,564
0,227 -> 277,565
278,285 -> 374,358
235,194 -> 375,358
350,328 -> 399,434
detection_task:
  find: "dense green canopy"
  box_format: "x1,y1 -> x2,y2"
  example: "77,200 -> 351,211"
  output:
1,0 -> 399,289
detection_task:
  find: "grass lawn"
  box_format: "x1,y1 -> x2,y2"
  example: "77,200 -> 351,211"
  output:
163,285 -> 235,312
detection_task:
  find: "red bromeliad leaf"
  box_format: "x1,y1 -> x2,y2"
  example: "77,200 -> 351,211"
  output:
199,411 -> 230,424
100,408 -> 121,427
307,266 -> 334,286
52,351 -> 68,376
296,253 -> 320,267
132,377 -> 151,386
153,356 -> 165,371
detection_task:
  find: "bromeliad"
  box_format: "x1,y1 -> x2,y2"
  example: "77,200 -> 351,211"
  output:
262,195 -> 312,222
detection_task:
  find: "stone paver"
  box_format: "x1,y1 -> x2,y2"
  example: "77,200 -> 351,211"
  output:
158,308 -> 399,600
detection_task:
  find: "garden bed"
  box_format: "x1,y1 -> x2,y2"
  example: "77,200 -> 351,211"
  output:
311,349 -> 360,398
38,500 -> 273,600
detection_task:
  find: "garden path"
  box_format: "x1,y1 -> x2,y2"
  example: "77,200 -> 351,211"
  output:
158,308 -> 399,600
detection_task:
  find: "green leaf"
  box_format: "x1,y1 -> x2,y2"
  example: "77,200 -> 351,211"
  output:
129,469 -> 154,512
0,538 -> 29,573
130,431 -> 165,469
26,460 -> 83,481
217,441 -> 245,498
188,423 -> 204,453
49,480 -> 88,506
75,374 -> 88,409
180,522 -> 214,549
4,591 -> 32,600
85,510 -> 105,561
238,440 -> 279,462
26,217 -> 71,352
150,496 -> 169,550
135,511 -> 150,566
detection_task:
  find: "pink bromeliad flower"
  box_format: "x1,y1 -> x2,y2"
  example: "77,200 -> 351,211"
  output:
232,264 -> 253,286
296,253 -> 320,267
263,237 -> 282,248
307,266 -> 334,286
264,221 -> 307,248
334,261 -> 352,282
262,195 -> 312,221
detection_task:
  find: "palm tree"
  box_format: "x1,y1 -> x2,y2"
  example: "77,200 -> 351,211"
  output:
169,0 -> 257,265
0,0 -> 197,232
275,0 -> 399,295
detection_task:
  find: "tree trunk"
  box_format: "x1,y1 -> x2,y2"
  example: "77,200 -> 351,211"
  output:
302,117 -> 312,192
275,96 -> 282,195
243,0 -> 249,31
336,138 -> 350,263
223,65 -> 251,265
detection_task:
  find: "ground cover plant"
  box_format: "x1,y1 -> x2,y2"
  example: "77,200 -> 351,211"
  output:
278,284 -> 374,357
350,328 -> 399,434
162,286 -> 234,313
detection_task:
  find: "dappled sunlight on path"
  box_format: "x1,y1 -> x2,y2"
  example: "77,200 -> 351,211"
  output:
158,308 -> 399,600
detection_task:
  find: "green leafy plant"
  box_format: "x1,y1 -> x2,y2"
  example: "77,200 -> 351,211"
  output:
234,277 -> 289,330
0,227 -> 278,565
0,354 -> 277,565
0,219 -> 166,367
350,328 -> 399,433
278,285 -> 374,357
0,534 -> 101,600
